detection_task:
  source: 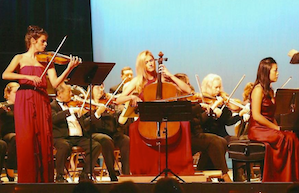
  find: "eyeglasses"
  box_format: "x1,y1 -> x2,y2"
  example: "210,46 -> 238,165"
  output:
145,59 -> 154,64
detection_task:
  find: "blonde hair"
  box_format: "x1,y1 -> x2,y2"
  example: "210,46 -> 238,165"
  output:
243,82 -> 254,102
135,50 -> 157,94
201,73 -> 223,94
4,82 -> 20,100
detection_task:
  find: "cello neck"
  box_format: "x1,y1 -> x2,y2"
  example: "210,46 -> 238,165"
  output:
156,51 -> 164,100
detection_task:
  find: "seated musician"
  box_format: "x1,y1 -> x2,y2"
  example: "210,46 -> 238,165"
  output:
0,82 -> 19,182
174,73 -> 232,182
116,50 -> 193,175
248,57 -> 299,182
88,84 -> 130,179
201,73 -> 248,143
51,83 -> 101,182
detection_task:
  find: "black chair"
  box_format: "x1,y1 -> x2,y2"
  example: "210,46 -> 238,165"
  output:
228,140 -> 265,182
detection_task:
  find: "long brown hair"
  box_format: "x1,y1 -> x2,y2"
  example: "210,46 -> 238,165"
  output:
253,57 -> 277,97
25,25 -> 48,50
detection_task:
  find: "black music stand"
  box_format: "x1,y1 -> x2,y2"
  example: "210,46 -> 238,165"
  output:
67,61 -> 115,179
137,101 -> 192,182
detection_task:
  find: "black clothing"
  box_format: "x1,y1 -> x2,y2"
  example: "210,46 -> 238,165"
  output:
51,100 -> 101,176
0,102 -> 15,137
88,111 -> 130,175
0,139 -> 7,176
201,106 -> 241,139
0,102 -> 17,170
190,104 -> 229,174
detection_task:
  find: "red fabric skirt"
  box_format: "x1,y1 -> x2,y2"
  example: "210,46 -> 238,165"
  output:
248,126 -> 299,182
129,120 -> 194,175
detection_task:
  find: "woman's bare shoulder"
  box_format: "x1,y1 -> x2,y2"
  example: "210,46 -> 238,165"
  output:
252,84 -> 263,96
12,54 -> 24,61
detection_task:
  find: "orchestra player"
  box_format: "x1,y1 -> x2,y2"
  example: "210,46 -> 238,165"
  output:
51,83 -> 101,182
2,25 -> 81,183
0,82 -> 19,182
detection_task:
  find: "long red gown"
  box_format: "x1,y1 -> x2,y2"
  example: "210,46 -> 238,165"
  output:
129,79 -> 194,175
129,120 -> 194,175
14,66 -> 54,183
248,95 -> 299,182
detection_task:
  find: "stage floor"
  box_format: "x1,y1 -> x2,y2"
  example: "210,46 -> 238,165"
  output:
0,170 -> 295,193
0,181 -> 294,193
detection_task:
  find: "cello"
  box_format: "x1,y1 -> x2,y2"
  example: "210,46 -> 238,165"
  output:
138,52 -> 181,146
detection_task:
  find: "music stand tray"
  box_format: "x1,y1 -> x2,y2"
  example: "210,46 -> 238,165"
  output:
138,101 -> 192,122
67,61 -> 115,86
137,101 -> 192,182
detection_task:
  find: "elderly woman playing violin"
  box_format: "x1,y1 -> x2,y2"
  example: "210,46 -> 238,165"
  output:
2,25 -> 81,183
200,74 -> 249,143
174,73 -> 233,182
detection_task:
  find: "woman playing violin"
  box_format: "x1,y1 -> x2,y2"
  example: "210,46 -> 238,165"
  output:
174,73 -> 232,182
91,84 -> 115,108
2,25 -> 80,183
201,74 -> 248,142
116,50 -> 193,175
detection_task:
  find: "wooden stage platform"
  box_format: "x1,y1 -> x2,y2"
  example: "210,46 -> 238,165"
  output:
0,181 -> 294,193
0,170 -> 295,193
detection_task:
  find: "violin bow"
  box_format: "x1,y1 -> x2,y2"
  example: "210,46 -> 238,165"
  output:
77,86 -> 91,116
154,93 -> 194,102
195,74 -> 206,104
281,76 -> 292,88
105,77 -> 127,107
220,74 -> 245,111
39,36 -> 67,79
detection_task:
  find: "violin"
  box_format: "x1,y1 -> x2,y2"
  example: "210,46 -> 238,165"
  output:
36,51 -> 82,65
202,92 -> 244,112
97,93 -> 116,106
184,92 -> 203,103
66,100 -> 96,110
72,95 -> 115,114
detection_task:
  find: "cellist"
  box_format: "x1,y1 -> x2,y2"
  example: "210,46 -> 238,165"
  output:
116,50 -> 193,175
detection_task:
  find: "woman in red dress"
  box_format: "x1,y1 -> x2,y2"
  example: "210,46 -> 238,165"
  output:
116,50 -> 194,175
2,25 -> 80,183
248,57 -> 299,182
